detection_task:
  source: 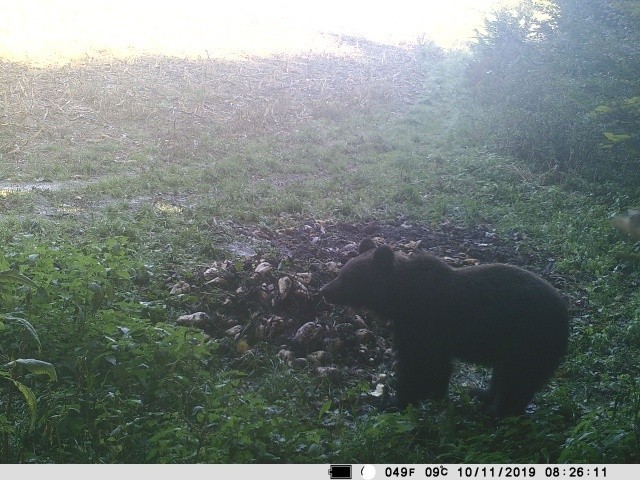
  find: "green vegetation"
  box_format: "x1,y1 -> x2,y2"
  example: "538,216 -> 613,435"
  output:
1,0 -> 640,463
467,0 -> 640,181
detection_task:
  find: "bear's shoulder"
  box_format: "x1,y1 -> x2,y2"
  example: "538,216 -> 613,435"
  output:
398,250 -> 452,272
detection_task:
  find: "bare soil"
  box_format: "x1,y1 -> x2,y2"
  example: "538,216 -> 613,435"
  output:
171,216 -> 576,409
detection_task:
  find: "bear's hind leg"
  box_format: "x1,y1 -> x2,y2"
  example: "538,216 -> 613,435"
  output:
493,360 -> 559,418
470,367 -> 532,417
492,368 -> 539,418
494,387 -> 533,418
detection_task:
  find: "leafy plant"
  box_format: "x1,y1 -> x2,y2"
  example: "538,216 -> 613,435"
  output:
0,269 -> 56,462
466,0 -> 640,179
0,29 -> 639,463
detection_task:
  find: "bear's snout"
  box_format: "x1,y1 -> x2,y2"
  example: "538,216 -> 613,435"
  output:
319,279 -> 348,305
319,281 -> 336,301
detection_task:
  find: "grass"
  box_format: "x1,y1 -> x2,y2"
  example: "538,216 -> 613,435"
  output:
2,41 -> 640,463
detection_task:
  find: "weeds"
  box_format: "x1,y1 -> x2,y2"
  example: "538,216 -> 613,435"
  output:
1,40 -> 639,463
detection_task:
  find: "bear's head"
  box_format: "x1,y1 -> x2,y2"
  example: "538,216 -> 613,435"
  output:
320,238 -> 395,310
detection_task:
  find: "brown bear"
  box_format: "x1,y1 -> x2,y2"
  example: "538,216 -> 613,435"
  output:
320,238 -> 569,418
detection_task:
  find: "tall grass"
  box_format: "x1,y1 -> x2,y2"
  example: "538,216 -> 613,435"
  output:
1,43 -> 639,463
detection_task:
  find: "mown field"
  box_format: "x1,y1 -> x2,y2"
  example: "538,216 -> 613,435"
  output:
1,37 -> 639,463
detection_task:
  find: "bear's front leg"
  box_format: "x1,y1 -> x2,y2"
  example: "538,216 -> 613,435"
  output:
395,357 -> 452,410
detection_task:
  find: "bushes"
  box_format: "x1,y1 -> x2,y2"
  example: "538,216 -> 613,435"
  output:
0,269 -> 56,462
466,0 -> 640,180
0,233 -> 343,462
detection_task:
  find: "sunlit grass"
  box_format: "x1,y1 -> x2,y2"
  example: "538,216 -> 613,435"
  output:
0,1 -> 354,65
0,0 -> 509,66
1,21 -> 640,462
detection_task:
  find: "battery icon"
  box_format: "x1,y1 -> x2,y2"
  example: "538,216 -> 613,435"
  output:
328,464 -> 352,479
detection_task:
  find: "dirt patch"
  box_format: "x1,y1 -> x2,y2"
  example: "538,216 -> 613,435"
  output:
171,217 -> 575,407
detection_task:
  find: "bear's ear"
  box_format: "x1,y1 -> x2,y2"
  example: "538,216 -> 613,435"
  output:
373,245 -> 394,269
359,238 -> 376,254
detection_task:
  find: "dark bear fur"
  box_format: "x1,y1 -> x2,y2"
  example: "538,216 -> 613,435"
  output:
320,238 -> 569,418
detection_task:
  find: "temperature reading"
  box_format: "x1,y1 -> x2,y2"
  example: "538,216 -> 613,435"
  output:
425,466 -> 448,477
385,467 -> 415,477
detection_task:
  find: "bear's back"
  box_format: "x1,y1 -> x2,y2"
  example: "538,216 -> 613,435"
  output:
390,255 -> 568,366
448,263 -> 569,365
